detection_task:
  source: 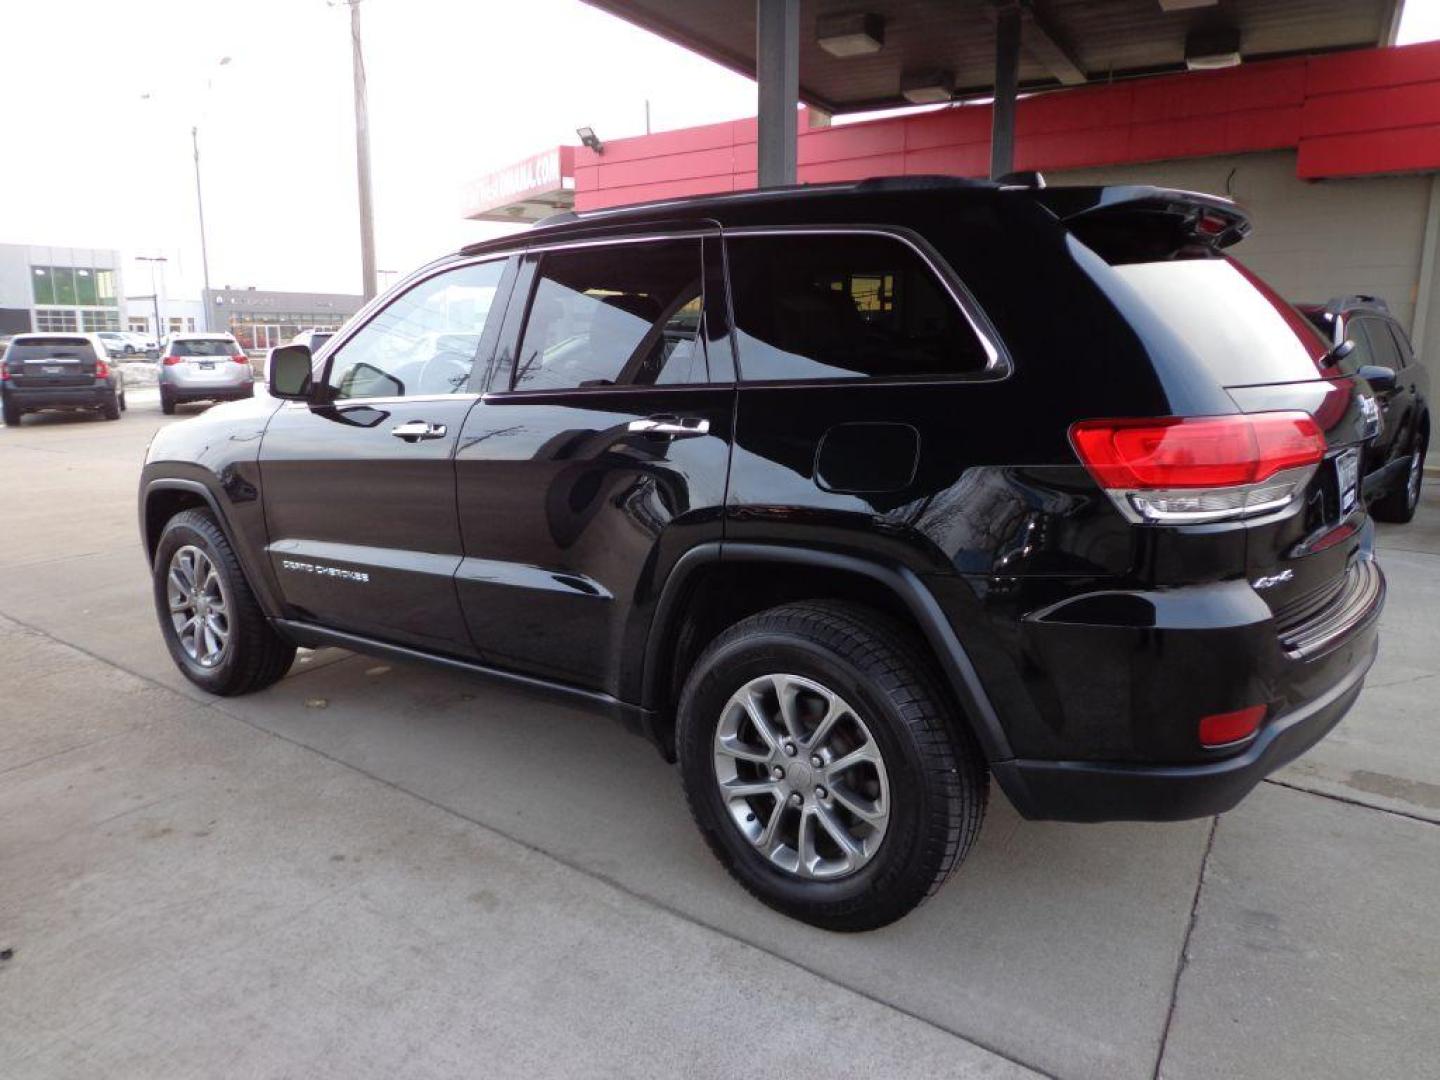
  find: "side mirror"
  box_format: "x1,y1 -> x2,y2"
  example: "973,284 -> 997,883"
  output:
1356,364 -> 1397,393
267,344 -> 314,400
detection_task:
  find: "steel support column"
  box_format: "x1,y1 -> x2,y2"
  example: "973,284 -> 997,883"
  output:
990,2 -> 1021,180
756,0 -> 799,188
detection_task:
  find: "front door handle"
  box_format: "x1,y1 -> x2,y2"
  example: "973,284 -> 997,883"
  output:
391,420 -> 448,442
627,416 -> 710,439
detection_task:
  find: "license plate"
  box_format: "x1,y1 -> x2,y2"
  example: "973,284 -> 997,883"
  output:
1337,448 -> 1360,516
198,361 -> 214,370
43,365 -> 62,374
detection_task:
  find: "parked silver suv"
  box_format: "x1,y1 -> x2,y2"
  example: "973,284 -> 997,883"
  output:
158,333 -> 254,415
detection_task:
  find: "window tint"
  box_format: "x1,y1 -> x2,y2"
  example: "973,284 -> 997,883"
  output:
326,260 -> 505,400
512,239 -> 707,390
726,233 -> 989,382
171,338 -> 237,357
6,338 -> 97,363
1354,317 -> 1401,371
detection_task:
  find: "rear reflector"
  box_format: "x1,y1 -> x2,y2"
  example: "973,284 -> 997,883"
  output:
1070,412 -> 1326,524
1199,704 -> 1266,748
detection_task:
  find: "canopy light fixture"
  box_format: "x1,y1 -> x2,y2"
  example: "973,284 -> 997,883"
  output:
816,12 -> 884,58
576,126 -> 603,153
1185,26 -> 1241,70
900,69 -> 954,105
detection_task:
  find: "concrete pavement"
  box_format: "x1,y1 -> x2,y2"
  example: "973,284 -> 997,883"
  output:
1,398 -> 1437,1079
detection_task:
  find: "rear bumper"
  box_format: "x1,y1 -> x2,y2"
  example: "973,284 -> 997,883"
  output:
163,383 -> 253,401
3,383 -> 111,409
994,614 -> 1379,822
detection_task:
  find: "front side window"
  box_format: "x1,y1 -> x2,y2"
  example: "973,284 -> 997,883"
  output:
326,260 -> 505,400
726,232 -> 990,381
1352,317 -> 1402,372
512,238 -> 707,391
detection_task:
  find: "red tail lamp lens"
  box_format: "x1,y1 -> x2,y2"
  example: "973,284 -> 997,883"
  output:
1070,412 -> 1325,490
1199,705 -> 1266,748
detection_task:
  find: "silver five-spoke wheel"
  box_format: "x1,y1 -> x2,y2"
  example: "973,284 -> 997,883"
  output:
713,673 -> 890,880
167,544 -> 230,669
1408,447 -> 1423,507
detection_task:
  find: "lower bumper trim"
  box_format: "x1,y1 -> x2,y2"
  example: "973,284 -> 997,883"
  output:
994,633 -> 1377,822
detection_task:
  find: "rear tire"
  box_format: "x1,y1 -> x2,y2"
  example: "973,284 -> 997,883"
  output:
676,600 -> 987,931
101,391 -> 121,420
160,389 -> 176,416
1,396 -> 19,427
153,509 -> 296,696
1372,430 -> 1426,524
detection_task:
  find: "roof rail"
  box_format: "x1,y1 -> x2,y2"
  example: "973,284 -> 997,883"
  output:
534,209 -> 580,229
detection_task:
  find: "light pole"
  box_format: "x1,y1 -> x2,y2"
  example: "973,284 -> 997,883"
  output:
136,256 -> 168,342
139,55 -> 228,331
340,0 -> 378,302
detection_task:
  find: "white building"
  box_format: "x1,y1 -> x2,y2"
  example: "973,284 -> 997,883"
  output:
0,244 -> 125,336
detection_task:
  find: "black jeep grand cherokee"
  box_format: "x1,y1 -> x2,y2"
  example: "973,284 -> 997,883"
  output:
141,178 -> 1384,930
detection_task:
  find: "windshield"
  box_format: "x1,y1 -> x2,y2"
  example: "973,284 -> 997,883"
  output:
6,338 -> 97,362
171,339 -> 237,357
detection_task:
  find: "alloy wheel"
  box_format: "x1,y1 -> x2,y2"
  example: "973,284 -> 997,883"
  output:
167,544 -> 230,668
1407,447 -> 1423,507
712,674 -> 890,880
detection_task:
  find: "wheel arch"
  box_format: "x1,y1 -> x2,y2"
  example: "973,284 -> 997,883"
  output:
640,542 -> 1013,767
141,477 -> 284,617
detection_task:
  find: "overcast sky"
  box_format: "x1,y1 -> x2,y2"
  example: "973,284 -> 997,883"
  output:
1,0 -> 1438,301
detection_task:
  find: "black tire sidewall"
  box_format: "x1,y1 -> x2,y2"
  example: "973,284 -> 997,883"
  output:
679,626 -> 945,919
153,516 -> 246,693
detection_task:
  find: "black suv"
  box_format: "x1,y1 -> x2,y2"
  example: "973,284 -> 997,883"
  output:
140,178 -> 1385,930
3,332 -> 127,425
1298,296 -> 1429,523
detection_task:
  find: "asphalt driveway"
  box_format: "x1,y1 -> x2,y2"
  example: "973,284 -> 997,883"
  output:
1,390 -> 1437,1079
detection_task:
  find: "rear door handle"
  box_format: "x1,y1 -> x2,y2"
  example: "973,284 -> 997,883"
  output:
627,416 -> 710,439
391,421 -> 448,442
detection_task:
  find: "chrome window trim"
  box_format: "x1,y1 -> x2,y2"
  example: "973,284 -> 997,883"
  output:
306,253 -> 512,407
720,224 -> 1009,379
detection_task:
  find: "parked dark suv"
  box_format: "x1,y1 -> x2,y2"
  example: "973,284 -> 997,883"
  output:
140,178 -> 1385,930
3,332 -> 127,425
1298,296 -> 1429,523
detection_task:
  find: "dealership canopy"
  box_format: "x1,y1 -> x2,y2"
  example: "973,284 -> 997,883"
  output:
581,0 -> 1407,183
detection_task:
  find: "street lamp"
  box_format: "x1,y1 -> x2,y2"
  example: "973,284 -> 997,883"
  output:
135,256 -> 168,343
139,55 -> 230,331
576,125 -> 604,154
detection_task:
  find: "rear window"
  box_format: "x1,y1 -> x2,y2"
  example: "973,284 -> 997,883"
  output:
726,233 -> 991,381
1105,256 -> 1333,386
171,338 -> 237,357
5,338 -> 96,362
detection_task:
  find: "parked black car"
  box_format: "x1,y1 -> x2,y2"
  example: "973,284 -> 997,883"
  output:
1298,296 -> 1429,523
140,178 -> 1384,930
3,333 -> 126,426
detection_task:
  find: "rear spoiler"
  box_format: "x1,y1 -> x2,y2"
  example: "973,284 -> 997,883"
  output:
1035,185 -> 1252,254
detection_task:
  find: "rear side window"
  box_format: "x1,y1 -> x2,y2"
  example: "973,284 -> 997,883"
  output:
171,339 -> 237,357
5,338 -> 96,362
513,238 -> 707,390
726,232 -> 990,382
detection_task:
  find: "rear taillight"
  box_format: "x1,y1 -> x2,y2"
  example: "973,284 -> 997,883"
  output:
1070,411 -> 1326,524
232,352 -> 249,365
0,361 -> 8,381
95,358 -> 110,379
162,354 -> 182,366
1199,704 -> 1266,748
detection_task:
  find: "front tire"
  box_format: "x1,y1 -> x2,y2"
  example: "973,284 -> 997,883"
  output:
152,509 -> 296,695
677,601 -> 987,931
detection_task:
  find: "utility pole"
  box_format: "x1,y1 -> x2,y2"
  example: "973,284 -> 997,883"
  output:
348,0 -> 378,302
136,256 -> 168,341
191,127 -> 213,329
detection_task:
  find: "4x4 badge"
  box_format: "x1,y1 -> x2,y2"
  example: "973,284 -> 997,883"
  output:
1252,570 -> 1294,590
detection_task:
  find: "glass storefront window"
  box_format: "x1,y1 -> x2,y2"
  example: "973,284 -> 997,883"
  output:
95,269 -> 117,305
75,268 -> 97,305
52,267 -> 77,305
32,267 -> 54,305
36,309 -> 78,332
81,310 -> 120,331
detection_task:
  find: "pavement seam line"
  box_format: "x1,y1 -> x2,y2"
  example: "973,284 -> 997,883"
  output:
1262,776 -> 1439,827
0,605 -> 1056,1080
1150,814 -> 1217,1080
